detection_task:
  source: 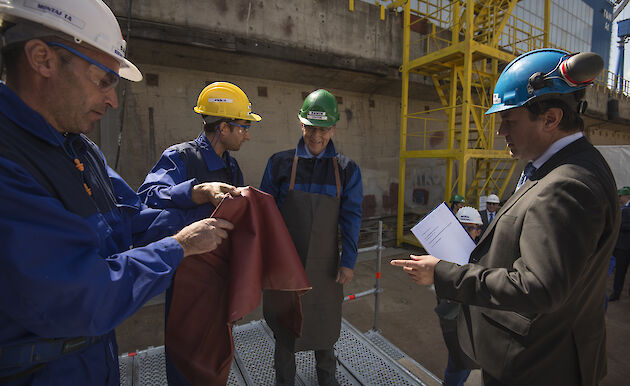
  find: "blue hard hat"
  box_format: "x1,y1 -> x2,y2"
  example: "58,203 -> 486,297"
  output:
485,48 -> 602,115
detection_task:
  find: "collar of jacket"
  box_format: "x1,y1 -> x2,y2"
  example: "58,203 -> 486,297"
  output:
295,137 -> 337,159
0,83 -> 65,147
475,137 -> 592,247
531,137 -> 591,180
195,132 -> 234,172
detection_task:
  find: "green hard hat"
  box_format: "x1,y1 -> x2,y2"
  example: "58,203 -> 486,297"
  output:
450,194 -> 465,204
618,186 -> 630,196
298,89 -> 339,127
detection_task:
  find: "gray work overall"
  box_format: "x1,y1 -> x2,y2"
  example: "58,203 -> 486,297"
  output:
263,155 -> 343,386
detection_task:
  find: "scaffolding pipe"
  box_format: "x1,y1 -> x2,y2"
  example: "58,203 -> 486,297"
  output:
344,221 -> 384,332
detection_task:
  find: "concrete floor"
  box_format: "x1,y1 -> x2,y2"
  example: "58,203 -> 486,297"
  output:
116,248 -> 630,385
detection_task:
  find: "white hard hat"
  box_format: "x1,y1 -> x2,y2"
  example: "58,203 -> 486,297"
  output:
486,194 -> 500,204
456,206 -> 483,225
0,0 -> 142,81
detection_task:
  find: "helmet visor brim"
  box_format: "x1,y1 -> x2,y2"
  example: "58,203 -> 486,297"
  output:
119,58 -> 142,82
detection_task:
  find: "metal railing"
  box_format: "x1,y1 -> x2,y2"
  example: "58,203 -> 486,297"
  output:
343,221 -> 384,331
596,70 -> 630,98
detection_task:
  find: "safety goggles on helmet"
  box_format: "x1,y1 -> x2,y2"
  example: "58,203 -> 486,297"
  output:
47,42 -> 120,91
0,0 -> 142,81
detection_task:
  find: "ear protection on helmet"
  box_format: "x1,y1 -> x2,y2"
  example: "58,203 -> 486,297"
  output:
527,52 -> 604,95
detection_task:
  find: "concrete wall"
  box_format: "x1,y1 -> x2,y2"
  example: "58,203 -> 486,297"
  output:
94,0 -> 630,217
105,0 -> 402,70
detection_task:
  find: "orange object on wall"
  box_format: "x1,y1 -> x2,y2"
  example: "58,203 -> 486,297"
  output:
165,187 -> 311,385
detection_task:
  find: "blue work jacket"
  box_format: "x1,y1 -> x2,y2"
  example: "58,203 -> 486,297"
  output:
260,138 -> 363,269
137,133 -> 243,219
0,84 -> 194,385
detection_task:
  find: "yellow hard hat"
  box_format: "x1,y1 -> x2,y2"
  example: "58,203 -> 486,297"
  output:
193,82 -> 261,121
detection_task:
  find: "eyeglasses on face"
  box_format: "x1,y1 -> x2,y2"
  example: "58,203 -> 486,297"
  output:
46,42 -> 120,91
229,122 -> 251,133
463,225 -> 481,232
303,124 -> 332,134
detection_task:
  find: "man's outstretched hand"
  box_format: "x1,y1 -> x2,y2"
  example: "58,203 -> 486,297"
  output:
390,255 -> 440,285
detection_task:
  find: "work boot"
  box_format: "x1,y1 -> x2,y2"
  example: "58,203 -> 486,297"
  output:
609,292 -> 620,302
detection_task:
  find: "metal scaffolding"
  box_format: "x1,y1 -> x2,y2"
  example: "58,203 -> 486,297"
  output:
364,0 -> 550,247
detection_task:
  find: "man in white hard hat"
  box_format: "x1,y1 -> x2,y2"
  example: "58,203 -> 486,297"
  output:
479,194 -> 500,233
435,206 -> 482,386
0,1 -> 233,384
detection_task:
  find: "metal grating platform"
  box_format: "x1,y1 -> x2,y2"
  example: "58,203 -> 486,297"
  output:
119,319 -> 439,385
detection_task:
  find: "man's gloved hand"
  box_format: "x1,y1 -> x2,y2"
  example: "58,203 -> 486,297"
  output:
191,182 -> 241,206
173,218 -> 234,257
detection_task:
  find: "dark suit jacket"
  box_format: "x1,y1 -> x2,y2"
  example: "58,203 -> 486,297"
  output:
435,137 -> 619,386
615,203 -> 630,251
479,209 -> 496,233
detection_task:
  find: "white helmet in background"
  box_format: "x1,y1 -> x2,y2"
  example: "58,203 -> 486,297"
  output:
0,0 -> 142,81
486,194 -> 500,204
456,206 -> 483,225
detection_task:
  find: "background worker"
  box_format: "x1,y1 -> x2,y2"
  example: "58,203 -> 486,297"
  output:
392,49 -> 617,385
449,194 -> 465,214
138,81 -> 261,219
0,1 -> 233,384
479,193 -> 500,232
260,89 -> 363,386
610,186 -> 630,301
435,207 -> 481,386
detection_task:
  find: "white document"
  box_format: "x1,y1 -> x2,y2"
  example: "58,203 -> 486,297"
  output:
410,202 -> 476,265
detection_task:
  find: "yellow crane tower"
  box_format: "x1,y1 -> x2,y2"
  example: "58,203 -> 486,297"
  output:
352,0 -> 551,247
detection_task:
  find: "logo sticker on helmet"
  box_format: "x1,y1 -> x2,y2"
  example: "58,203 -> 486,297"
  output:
26,1 -> 85,29
307,111 -> 327,120
493,93 -> 501,104
208,98 -> 233,103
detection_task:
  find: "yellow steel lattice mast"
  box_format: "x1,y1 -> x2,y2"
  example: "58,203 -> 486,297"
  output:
382,0 -> 550,247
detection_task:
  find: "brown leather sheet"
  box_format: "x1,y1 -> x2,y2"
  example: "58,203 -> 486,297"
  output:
165,187 -> 311,385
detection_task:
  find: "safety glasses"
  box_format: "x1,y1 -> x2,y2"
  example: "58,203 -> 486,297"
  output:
46,42 -> 120,92
229,122 -> 251,133
302,124 -> 332,134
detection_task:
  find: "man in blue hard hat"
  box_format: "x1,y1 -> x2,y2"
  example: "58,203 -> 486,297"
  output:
392,49 -> 619,386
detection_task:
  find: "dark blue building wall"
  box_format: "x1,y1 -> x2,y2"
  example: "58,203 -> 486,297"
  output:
584,0 -> 614,69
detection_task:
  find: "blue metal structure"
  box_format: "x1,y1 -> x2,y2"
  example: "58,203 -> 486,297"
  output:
616,18 -> 630,91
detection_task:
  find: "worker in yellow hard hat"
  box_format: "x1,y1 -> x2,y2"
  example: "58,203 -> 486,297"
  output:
138,81 -> 261,211
137,81 -> 260,385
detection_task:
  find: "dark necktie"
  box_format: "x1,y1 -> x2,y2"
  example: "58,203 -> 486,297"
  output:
516,162 -> 537,191
489,212 -> 494,222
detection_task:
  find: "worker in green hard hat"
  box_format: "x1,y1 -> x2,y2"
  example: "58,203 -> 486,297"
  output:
261,89 -> 363,385
449,194 -> 466,214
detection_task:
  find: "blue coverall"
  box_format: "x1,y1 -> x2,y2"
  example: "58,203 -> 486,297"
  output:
0,84 -> 195,385
138,132 -> 243,215
137,131 -> 244,386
